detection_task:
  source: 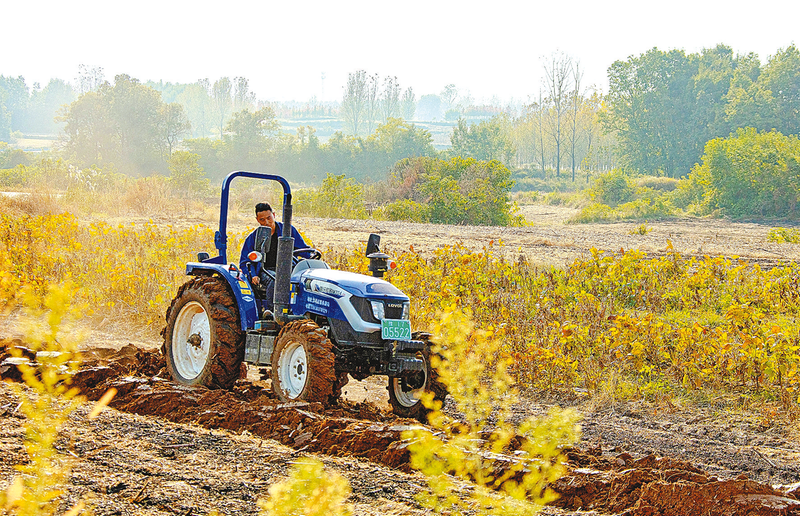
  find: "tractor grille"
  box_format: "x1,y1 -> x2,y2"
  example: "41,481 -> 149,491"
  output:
383,300 -> 404,319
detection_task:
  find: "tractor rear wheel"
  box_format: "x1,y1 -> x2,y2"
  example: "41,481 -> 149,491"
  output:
388,332 -> 448,422
162,276 -> 244,389
271,319 -> 336,405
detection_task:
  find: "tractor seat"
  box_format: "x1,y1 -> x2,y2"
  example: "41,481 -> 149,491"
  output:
292,259 -> 330,275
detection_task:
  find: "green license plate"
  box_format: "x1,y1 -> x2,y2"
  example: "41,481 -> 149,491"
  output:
381,319 -> 412,341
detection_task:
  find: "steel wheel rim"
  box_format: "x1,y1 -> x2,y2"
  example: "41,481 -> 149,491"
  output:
172,301 -> 211,380
392,369 -> 427,408
278,341 -> 307,398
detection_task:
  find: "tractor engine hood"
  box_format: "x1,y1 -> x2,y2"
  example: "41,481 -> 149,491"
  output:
296,268 -> 408,300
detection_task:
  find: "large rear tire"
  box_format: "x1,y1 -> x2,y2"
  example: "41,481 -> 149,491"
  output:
388,332 -> 448,422
162,276 -> 244,389
271,319 -> 336,404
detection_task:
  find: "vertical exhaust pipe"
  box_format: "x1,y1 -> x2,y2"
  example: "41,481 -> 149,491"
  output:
273,198 -> 294,323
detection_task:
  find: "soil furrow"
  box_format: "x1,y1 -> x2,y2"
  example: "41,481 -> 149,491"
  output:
3,340 -> 800,515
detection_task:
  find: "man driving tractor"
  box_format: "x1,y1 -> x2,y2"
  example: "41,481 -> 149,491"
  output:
239,202 -> 311,310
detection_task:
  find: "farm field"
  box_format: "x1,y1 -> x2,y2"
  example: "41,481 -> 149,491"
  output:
3,206 -> 800,515
298,204 -> 800,267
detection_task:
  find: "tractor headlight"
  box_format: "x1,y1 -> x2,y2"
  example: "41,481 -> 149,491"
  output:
402,301 -> 410,320
370,300 -> 385,321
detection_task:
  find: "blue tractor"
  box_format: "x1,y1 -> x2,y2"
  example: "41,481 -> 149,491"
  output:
161,171 -> 447,419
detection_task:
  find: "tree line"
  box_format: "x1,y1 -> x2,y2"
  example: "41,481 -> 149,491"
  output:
602,44 -> 800,178
2,42 -> 799,194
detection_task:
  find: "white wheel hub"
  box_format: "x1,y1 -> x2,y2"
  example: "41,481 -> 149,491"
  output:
392,369 -> 427,408
278,341 -> 308,399
172,301 -> 211,381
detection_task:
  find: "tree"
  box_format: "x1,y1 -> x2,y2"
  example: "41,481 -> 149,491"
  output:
601,45 -> 756,178
212,77 -> 232,139
159,103 -> 192,157
60,90 -> 113,166
75,65 -> 105,95
543,53 -> 573,178
178,79 -> 213,137
536,90 -> 548,177
364,73 -> 380,135
107,74 -> 163,173
416,94 -> 443,121
177,79 -> 214,137
693,45 -> 737,137
381,76 -> 401,123
510,103 -> 537,169
168,151 -> 209,210
224,106 -> 280,167
566,62 -> 584,181
450,116 -> 516,165
754,45 -> 800,135
401,87 -> 416,120
0,76 -> 29,135
60,75 -> 176,174
0,88 -> 10,141
578,90 -> 605,180
440,84 -> 458,111
26,79 -> 76,134
342,70 -> 367,136
234,77 -> 255,112
602,48 -> 703,177
303,173 -> 366,219
724,53 -> 772,131
369,118 -> 435,163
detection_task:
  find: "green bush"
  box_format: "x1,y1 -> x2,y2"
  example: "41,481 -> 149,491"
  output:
692,128 -> 800,218
569,196 -> 674,224
669,170 -> 711,214
569,202 -> 618,223
0,165 -> 38,187
0,148 -> 32,169
295,173 -> 367,219
420,157 -> 518,226
511,190 -> 540,204
543,191 -> 576,206
383,199 -> 430,222
636,176 -> 679,192
589,169 -> 635,207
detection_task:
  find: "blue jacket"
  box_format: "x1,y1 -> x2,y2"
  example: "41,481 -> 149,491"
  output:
239,222 -> 311,274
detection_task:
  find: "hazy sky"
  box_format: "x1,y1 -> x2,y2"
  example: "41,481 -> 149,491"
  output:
3,0 -> 798,105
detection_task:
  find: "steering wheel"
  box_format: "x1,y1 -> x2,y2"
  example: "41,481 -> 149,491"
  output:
293,247 -> 322,260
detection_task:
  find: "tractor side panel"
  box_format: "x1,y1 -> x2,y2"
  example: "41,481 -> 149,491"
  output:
292,289 -> 349,321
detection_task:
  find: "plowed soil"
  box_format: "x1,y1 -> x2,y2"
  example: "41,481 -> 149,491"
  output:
3,210 -> 800,515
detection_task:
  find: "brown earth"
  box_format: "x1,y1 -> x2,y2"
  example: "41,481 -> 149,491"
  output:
3,209 -> 800,515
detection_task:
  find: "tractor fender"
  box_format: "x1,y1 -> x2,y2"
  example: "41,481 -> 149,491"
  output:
185,262 -> 259,331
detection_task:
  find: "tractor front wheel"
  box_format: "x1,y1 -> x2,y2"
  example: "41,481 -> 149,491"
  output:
271,319 -> 336,404
388,333 -> 448,422
162,276 -> 244,389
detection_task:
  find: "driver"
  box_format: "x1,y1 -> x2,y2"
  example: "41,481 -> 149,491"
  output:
239,202 -> 312,310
